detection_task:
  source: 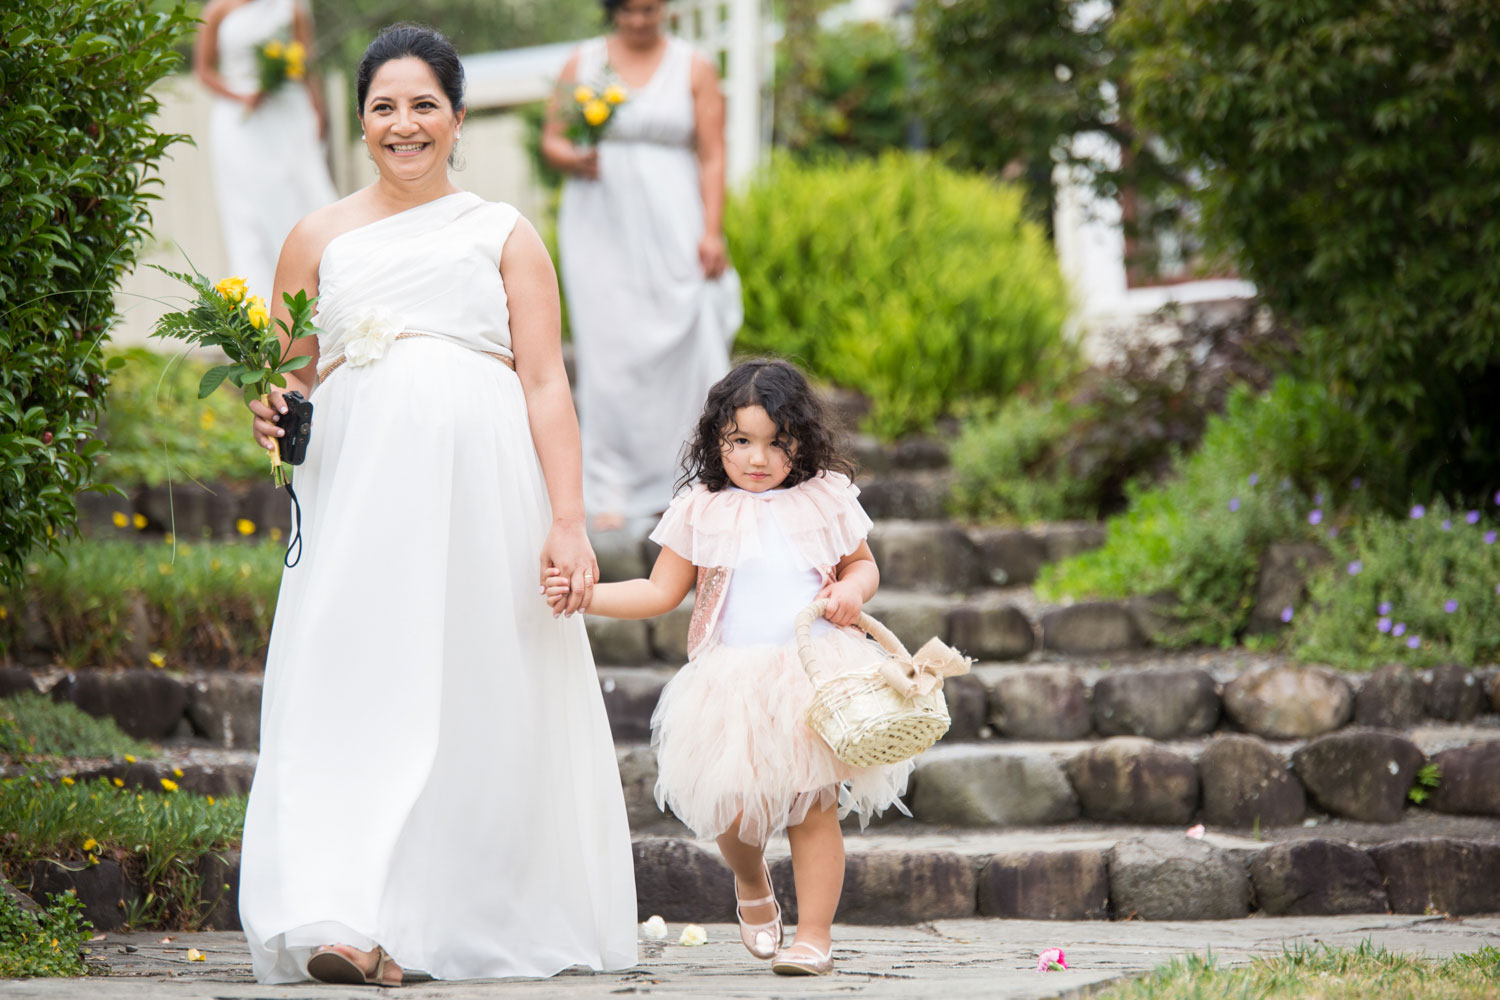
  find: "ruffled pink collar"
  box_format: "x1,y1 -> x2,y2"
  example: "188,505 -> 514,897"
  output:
649,472 -> 872,570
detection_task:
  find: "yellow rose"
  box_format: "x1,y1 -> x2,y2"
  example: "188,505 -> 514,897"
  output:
263,39 -> 284,59
603,84 -> 627,105
583,99 -> 610,127
246,295 -> 270,330
286,44 -> 306,79
285,41 -> 305,61
215,276 -> 248,303
573,85 -> 596,104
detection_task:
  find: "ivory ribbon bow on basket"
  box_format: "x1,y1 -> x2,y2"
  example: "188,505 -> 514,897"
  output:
876,637 -> 971,698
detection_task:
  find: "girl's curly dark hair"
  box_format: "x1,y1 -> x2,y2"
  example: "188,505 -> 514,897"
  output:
677,359 -> 855,493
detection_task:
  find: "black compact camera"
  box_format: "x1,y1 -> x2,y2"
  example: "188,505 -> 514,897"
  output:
276,391 -> 314,466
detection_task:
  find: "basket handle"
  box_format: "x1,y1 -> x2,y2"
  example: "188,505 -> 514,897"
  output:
795,599 -> 911,685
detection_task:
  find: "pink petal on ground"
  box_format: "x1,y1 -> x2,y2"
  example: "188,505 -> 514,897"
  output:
1186,824 -> 1206,839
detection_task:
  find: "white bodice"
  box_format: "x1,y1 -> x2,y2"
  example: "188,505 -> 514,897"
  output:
575,36 -> 697,150
217,0 -> 295,94
717,490 -> 834,649
315,193 -> 521,364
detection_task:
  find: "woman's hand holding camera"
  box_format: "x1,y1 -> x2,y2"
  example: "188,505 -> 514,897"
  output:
248,387 -> 290,451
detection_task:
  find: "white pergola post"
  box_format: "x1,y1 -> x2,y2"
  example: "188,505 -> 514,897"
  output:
668,0 -> 769,189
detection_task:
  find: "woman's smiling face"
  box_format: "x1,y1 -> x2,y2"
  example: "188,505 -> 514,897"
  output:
360,56 -> 464,182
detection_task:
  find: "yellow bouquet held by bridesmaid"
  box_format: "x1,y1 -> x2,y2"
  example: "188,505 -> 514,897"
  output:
565,79 -> 627,146
150,266 -> 318,486
255,37 -> 306,95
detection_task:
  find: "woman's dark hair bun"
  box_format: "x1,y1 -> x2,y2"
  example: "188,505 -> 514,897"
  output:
355,23 -> 465,115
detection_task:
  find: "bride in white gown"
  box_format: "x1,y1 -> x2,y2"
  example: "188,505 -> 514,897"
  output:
239,25 -> 637,985
194,0 -> 337,301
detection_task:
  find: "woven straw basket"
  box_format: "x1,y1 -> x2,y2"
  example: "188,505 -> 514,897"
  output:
795,599 -> 951,767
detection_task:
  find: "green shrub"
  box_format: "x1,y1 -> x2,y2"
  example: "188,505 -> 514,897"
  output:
951,303 -> 1294,523
1038,378 -> 1377,645
0,694 -> 156,762
0,1 -> 194,587
775,22 -> 911,160
1294,503 -> 1500,669
0,887 -> 90,979
94,348 -> 268,489
1118,0 -> 1500,501
728,152 -> 1076,438
0,776 -> 245,930
0,537 -> 283,668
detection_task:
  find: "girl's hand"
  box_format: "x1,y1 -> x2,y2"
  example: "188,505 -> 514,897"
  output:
542,568 -> 575,616
539,525 -> 597,616
698,233 -> 727,278
818,578 -> 865,628
247,388 -> 289,451
571,146 -> 599,180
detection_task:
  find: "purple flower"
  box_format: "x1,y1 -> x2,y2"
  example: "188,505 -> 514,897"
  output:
1378,601 -> 1393,615
1494,489 -> 1500,505
1347,560 -> 1362,575
1309,509 -> 1324,525
1467,510 -> 1481,525
1248,473 -> 1259,486
1411,505 -> 1426,519
1444,599 -> 1458,613
1486,531 -> 1497,545
1407,636 -> 1421,649
1352,477 -> 1363,489
1314,492 -> 1325,505
1393,622 -> 1407,637
1327,527 -> 1340,539
1378,617 -> 1392,633
1228,497 -> 1240,512
1280,605 -> 1294,624
1441,518 -> 1452,532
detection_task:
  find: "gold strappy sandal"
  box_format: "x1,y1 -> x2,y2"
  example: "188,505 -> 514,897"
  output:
308,943 -> 403,987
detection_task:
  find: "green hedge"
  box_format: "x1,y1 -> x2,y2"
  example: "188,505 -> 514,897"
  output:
728,152 -> 1076,438
1118,0 -> 1500,502
775,22 -> 911,160
0,1 -> 193,586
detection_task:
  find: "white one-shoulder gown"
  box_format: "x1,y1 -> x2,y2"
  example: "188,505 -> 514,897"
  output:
239,192 -> 638,984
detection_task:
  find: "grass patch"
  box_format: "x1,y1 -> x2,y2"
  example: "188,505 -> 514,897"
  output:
0,694 -> 157,762
0,776 -> 246,930
1090,941 -> 1500,1000
0,888 -> 90,978
1,536 -> 283,668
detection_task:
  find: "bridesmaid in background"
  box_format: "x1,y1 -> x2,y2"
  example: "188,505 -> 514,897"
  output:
194,0 -> 338,301
543,0 -> 743,533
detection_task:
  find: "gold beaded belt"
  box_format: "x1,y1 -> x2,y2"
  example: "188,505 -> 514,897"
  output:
317,332 -> 516,385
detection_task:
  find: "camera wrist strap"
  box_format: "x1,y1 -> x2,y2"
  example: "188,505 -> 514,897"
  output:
282,482 -> 304,568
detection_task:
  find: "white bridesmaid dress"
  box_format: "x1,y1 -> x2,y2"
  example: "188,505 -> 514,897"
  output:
208,0 -> 337,301
239,192 -> 638,984
558,36 -> 743,524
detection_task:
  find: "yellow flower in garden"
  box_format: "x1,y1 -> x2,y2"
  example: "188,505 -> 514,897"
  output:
0,607 -> 7,621
211,558 -> 222,571
148,651 -> 166,668
270,527 -> 283,542
236,518 -> 255,536
132,513 -> 147,530
124,754 -> 136,764
111,511 -> 128,528
173,768 -> 184,778
214,276 -> 248,303
163,532 -> 174,545
61,776 -> 74,786
88,855 -> 100,865
583,99 -> 610,127
246,295 -> 270,330
207,795 -> 216,805
111,778 -> 123,788
157,562 -> 173,576
200,409 -> 215,429
603,84 -> 627,105
574,85 -> 596,104
160,778 -> 179,792
82,838 -> 97,851
263,39 -> 284,59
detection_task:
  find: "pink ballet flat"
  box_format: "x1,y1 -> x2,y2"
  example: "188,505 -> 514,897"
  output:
735,857 -> 783,960
771,941 -> 833,976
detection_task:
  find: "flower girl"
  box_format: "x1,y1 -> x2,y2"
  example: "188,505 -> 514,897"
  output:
546,359 -> 910,976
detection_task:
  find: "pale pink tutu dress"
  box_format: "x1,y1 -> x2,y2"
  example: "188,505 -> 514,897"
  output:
648,472 -> 912,845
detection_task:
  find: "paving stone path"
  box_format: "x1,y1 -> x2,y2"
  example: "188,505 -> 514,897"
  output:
4,915 -> 1497,999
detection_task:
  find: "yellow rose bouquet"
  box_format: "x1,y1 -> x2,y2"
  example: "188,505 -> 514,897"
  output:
149,266 -> 318,487
254,37 -> 306,98
563,79 -> 628,146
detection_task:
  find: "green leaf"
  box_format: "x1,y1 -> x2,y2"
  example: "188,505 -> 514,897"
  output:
197,364 -> 232,399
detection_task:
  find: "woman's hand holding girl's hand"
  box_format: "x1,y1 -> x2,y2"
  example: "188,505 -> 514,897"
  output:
247,388 -> 289,451
818,578 -> 865,627
539,524 -> 597,616
542,568 -> 574,616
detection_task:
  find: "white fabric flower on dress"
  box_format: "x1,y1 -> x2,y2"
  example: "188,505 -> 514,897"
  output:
342,306 -> 403,367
